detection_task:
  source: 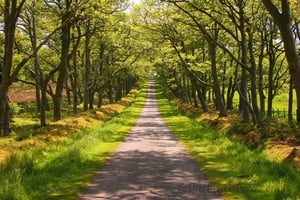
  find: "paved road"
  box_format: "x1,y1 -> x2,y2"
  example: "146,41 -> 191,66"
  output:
79,79 -> 223,200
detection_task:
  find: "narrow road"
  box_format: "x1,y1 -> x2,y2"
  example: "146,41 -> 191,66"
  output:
79,79 -> 223,200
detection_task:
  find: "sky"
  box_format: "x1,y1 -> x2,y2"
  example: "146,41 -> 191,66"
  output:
131,0 -> 142,5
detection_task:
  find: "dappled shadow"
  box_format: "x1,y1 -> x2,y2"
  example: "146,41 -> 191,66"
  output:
79,79 -> 222,200
22,150 -> 113,200
153,84 -> 300,199
79,150 -> 221,200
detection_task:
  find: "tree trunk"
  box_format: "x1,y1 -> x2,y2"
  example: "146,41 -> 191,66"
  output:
108,83 -> 114,104
209,27 -> 227,117
29,6 -> 47,126
258,31 -> 266,117
226,76 -> 235,110
288,77 -> 293,122
72,52 -> 79,114
40,82 -> 47,126
83,21 -> 91,111
89,90 -> 94,110
97,43 -> 105,108
221,61 -> 226,105
248,31 -> 260,124
53,0 -> 71,121
0,0 -> 26,135
239,76 -> 250,122
0,96 -> 10,135
98,89 -> 103,108
70,28 -> 82,114
3,96 -> 10,135
239,13 -> 250,122
185,76 -> 192,104
33,50 -> 42,112
65,78 -> 71,105
267,54 -> 275,118
78,87 -> 83,104
28,3 -> 42,112
191,79 -> 199,108
192,79 -> 208,112
115,77 -> 123,102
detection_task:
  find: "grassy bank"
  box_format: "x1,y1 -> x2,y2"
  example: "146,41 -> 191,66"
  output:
155,84 -> 300,200
0,84 -> 148,200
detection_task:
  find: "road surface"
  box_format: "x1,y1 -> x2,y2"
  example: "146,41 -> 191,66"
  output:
79,79 -> 223,200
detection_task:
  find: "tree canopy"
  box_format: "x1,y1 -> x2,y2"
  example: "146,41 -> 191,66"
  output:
0,0 -> 299,135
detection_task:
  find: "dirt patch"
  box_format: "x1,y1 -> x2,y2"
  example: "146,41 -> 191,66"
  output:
8,83 -> 36,103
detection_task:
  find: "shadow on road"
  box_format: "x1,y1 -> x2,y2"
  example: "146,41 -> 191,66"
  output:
79,79 -> 223,200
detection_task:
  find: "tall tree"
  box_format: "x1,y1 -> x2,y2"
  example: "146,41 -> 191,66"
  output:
20,0 -> 47,126
53,0 -> 72,121
0,0 -> 26,135
262,0 -> 300,122
50,0 -> 88,120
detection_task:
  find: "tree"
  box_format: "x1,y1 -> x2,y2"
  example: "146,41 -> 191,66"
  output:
52,0 -> 72,121
165,0 -> 291,124
261,0 -> 300,123
47,0 -> 88,121
0,0 -> 148,136
0,0 -> 27,135
20,0 -> 47,126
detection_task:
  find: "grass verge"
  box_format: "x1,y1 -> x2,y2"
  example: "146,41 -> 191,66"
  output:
0,84 -> 148,200
155,84 -> 300,200
1,86 -> 142,163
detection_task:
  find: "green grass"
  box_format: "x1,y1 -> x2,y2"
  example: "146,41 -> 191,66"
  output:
155,83 -> 300,200
0,87 -> 142,161
232,90 -> 296,119
0,84 -> 148,200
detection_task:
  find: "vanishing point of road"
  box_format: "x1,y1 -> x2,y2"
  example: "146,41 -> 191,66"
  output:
79,79 -> 223,200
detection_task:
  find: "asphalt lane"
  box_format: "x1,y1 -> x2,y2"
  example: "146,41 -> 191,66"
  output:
78,79 -> 223,200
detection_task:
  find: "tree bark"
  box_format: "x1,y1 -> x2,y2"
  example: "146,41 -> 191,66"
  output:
53,0 -> 72,121
72,47 -> 79,114
288,76 -> 293,121
98,89 -> 103,108
209,35 -> 227,117
195,83 -> 208,112
248,30 -> 260,124
191,79 -> 199,108
108,83 -> 114,104
83,21 -> 91,111
0,0 -> 26,135
97,43 -> 105,108
238,5 -> 250,123
89,90 -> 94,109
258,29 -> 266,117
65,78 -> 71,105
29,7 -> 42,112
226,76 -> 235,110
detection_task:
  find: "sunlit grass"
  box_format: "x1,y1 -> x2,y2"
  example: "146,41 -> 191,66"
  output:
0,88 -> 143,163
156,83 -> 300,200
231,90 -> 297,119
0,83 -> 148,200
